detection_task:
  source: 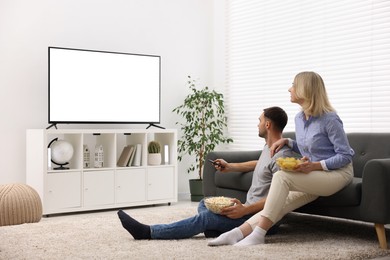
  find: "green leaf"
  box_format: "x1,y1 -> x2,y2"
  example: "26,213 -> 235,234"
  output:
171,76 -> 234,179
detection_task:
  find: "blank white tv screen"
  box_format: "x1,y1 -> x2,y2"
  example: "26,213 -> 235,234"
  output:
49,47 -> 161,124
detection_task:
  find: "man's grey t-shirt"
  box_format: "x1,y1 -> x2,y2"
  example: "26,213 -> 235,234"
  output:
245,145 -> 291,205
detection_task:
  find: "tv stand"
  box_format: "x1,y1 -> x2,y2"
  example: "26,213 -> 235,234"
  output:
146,123 -> 165,129
26,128 -> 177,215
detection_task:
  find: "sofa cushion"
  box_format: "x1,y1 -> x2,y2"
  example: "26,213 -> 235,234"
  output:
347,133 -> 390,178
215,172 -> 361,207
308,177 -> 361,207
214,171 -> 253,192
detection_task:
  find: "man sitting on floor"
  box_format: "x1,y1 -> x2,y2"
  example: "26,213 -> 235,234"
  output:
118,106 -> 291,240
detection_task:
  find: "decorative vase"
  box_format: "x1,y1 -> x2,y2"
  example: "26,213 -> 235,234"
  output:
189,179 -> 204,202
83,145 -> 90,168
148,153 -> 162,165
94,145 -> 104,168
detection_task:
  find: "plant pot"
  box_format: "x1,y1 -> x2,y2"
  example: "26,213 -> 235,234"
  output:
189,179 -> 204,202
148,153 -> 161,165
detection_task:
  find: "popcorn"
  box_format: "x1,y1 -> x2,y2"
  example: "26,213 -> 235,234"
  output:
204,196 -> 234,214
276,157 -> 303,171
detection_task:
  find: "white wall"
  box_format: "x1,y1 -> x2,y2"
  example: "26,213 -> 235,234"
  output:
0,0 -> 216,196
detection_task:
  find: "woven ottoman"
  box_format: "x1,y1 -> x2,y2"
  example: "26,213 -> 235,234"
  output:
0,183 -> 42,226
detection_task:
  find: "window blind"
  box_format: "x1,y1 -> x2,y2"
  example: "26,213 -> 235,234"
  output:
225,0 -> 390,151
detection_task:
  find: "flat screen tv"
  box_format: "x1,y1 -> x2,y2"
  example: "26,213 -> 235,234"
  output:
48,47 -> 161,127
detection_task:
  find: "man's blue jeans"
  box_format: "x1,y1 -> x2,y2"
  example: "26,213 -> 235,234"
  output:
150,199 -> 253,239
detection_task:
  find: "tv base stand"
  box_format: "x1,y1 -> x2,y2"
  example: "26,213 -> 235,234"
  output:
146,123 -> 165,129
46,123 -> 58,130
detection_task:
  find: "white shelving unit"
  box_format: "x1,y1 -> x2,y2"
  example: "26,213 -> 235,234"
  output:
26,128 -> 177,215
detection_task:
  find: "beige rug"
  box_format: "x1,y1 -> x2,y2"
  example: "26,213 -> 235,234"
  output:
1,203 -> 390,260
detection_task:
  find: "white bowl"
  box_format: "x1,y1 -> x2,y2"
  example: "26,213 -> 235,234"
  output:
204,196 -> 234,214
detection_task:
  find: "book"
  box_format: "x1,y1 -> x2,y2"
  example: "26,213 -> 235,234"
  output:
132,144 -> 142,166
126,145 -> 136,166
117,145 -> 132,167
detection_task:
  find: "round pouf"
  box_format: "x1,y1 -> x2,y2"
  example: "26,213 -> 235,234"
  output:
0,183 -> 42,226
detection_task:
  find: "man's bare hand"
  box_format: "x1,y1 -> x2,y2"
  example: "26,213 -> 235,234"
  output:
219,199 -> 247,219
212,159 -> 229,172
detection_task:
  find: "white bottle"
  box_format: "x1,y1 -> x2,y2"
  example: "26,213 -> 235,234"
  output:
164,145 -> 169,164
94,145 -> 104,168
47,148 -> 52,170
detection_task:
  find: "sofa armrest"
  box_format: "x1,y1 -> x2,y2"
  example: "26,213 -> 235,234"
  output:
360,158 -> 390,223
203,150 -> 261,197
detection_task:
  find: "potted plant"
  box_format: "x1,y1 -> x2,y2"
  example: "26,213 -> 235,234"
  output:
148,141 -> 162,165
172,76 -> 233,201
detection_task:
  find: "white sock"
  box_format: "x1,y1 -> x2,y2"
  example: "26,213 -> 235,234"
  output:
207,228 -> 244,246
234,226 -> 266,246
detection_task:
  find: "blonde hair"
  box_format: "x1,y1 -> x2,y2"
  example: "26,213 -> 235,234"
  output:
293,71 -> 335,116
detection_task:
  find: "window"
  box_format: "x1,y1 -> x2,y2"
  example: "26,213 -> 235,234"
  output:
225,0 -> 390,150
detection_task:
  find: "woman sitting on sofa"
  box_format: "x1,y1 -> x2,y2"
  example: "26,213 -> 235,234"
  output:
209,71 -> 354,246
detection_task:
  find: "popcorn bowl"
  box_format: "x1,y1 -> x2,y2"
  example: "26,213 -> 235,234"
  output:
276,157 -> 303,171
204,196 -> 235,214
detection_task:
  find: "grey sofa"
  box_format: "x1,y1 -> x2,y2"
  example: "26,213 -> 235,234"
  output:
203,132 -> 390,249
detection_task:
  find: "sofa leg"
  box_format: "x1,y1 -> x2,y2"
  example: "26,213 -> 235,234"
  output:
374,223 -> 387,249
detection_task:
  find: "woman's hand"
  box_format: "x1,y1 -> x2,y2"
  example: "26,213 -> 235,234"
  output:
295,157 -> 323,173
270,138 -> 289,157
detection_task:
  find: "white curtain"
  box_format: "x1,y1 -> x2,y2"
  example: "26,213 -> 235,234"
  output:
224,0 -> 390,150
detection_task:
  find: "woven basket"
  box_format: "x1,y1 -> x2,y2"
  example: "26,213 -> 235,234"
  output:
0,183 -> 42,226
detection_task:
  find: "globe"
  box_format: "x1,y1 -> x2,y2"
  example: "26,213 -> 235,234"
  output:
50,140 -> 74,167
